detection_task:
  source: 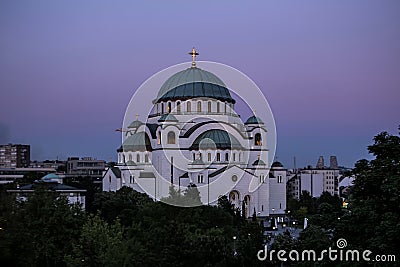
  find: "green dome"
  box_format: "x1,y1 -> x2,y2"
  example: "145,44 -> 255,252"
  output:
190,129 -> 243,150
271,161 -> 284,168
252,159 -> 266,166
245,115 -> 264,125
155,67 -> 235,104
41,173 -> 60,180
158,113 -> 178,122
118,132 -> 152,152
128,120 -> 143,129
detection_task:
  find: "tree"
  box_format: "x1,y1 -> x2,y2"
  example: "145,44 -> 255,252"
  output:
65,215 -> 128,267
217,195 -> 234,216
336,130 -> 400,258
161,184 -> 202,207
0,189 -> 86,266
183,183 -> 202,206
92,186 -> 153,226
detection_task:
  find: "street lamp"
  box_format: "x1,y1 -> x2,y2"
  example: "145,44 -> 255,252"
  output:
233,236 -> 237,257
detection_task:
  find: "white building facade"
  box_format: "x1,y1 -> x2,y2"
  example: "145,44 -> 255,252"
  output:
287,168 -> 339,200
103,59 -> 285,218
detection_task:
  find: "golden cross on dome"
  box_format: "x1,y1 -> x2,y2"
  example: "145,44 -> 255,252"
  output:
189,47 -> 199,67
135,114 -> 139,120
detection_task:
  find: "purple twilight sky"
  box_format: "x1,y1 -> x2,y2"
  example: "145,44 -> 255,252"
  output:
0,0 -> 399,168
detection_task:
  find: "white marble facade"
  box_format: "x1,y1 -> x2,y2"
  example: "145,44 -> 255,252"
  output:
103,65 -> 286,217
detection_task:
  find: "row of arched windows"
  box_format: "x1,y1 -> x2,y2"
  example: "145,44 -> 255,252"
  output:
155,100 -> 233,114
120,153 -> 150,163
192,151 -> 242,162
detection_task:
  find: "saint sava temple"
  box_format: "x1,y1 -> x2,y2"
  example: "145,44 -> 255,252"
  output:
103,49 -> 287,218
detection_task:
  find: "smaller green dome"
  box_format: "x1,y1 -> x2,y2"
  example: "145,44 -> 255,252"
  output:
118,132 -> 152,152
271,161 -> 284,168
245,116 -> 264,125
158,113 -> 178,122
42,173 -> 60,180
252,159 -> 266,166
128,120 -> 143,128
190,129 -> 243,150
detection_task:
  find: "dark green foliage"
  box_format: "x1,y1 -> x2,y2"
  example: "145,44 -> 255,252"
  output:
65,214 -> 127,267
335,131 -> 400,260
161,184 -> 202,207
1,129 -> 398,266
0,189 -> 86,266
64,176 -> 101,213
92,186 -> 153,226
0,183 -> 266,266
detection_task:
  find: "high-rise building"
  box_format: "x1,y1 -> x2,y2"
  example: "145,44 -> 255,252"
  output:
330,156 -> 338,169
316,156 -> 324,169
287,156 -> 340,199
67,157 -> 106,180
0,144 -> 30,168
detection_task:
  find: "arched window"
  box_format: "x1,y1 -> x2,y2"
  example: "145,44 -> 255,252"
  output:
161,103 -> 164,113
207,152 -> 211,162
145,154 -> 149,163
136,154 -> 140,163
216,153 -> 220,161
167,102 -> 171,113
128,154 -> 132,161
156,104 -> 159,114
225,153 -> 229,161
217,102 -> 220,113
157,131 -> 161,145
229,191 -> 240,209
255,133 -> 262,146
187,101 -> 191,112
224,102 -> 227,114
123,154 -> 126,163
167,131 -> 175,144
233,153 -> 236,162
197,101 -> 202,112
244,195 -> 251,218
207,101 -> 212,113
176,101 -> 181,113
